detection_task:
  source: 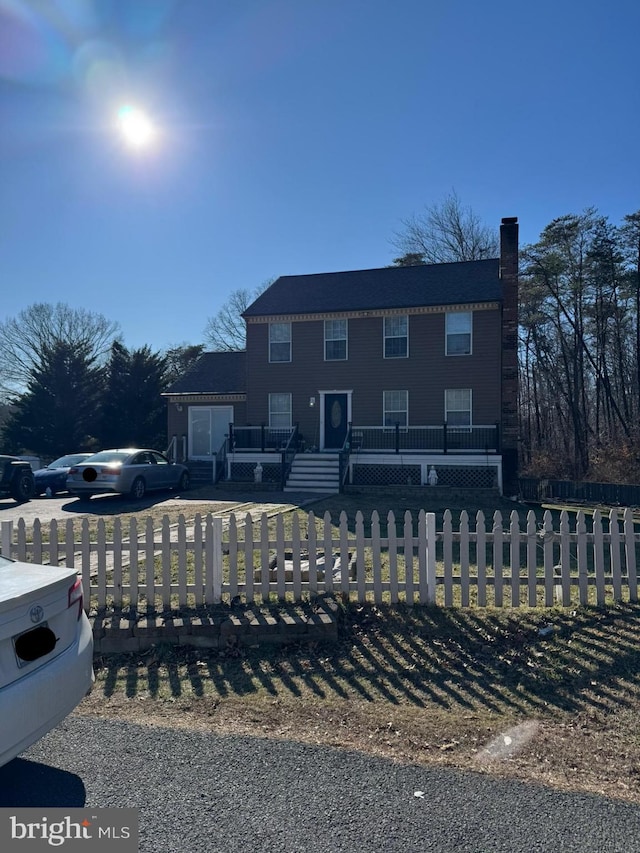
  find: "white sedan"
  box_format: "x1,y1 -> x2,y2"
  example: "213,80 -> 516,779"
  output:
0,555 -> 94,767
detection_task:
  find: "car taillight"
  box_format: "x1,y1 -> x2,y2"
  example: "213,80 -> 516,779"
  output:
68,576 -> 84,620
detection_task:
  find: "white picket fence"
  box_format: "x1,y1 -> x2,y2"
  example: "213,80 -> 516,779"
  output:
1,507 -> 639,611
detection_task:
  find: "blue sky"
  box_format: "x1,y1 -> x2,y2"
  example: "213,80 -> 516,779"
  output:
1,0 -> 639,353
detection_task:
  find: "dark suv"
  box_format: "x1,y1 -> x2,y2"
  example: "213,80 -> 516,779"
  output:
0,456 -> 35,502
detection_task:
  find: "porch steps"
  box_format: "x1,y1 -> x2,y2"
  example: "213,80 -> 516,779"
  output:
186,460 -> 216,485
284,453 -> 340,494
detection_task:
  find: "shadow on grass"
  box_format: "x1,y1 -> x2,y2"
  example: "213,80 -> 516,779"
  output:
92,599 -> 640,719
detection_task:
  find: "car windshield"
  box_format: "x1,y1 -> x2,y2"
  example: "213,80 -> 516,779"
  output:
49,454 -> 90,468
83,451 -> 131,464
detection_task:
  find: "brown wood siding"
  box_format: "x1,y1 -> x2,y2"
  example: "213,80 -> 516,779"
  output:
245,309 -> 502,435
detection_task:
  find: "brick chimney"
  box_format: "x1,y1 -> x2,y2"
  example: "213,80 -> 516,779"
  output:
499,217 -> 519,496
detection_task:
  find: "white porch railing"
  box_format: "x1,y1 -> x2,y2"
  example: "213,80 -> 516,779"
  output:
166,434 -> 187,463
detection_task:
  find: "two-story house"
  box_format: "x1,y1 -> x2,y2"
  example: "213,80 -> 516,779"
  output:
164,216 -> 519,494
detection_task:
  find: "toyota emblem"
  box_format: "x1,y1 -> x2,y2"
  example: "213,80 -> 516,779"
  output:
29,604 -> 44,624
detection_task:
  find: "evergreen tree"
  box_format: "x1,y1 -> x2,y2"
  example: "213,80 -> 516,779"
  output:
100,342 -> 168,449
0,302 -> 118,399
2,340 -> 104,456
519,209 -> 639,479
164,343 -> 205,385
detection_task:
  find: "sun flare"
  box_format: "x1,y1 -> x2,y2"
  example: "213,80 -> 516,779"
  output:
117,105 -> 156,149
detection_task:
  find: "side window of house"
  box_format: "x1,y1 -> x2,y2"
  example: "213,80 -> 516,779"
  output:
445,389 -> 472,426
269,322 -> 291,362
384,316 -> 408,358
446,311 -> 472,355
269,393 -> 292,428
383,390 -> 408,427
324,319 -> 347,360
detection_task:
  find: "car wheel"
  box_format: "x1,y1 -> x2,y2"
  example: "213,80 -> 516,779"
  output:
178,471 -> 190,491
131,477 -> 146,499
10,472 -> 34,503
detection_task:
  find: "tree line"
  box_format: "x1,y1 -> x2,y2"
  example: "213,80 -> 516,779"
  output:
519,209 -> 640,481
3,197 -> 639,482
0,303 -> 203,459
390,195 -> 640,482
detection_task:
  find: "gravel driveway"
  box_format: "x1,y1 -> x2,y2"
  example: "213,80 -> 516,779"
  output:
0,493 -> 175,525
0,488 -> 322,527
1,716 -> 637,853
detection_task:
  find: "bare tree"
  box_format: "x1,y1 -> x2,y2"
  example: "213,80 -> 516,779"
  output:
203,280 -> 273,351
519,209 -> 638,479
619,211 -> 640,417
391,190 -> 499,264
0,303 -> 120,398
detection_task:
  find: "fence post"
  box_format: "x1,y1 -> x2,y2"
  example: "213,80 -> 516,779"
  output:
1,521 -> 12,557
443,423 -> 448,454
624,507 -> 638,602
212,516 -> 223,604
426,512 -> 437,603
395,422 -> 400,454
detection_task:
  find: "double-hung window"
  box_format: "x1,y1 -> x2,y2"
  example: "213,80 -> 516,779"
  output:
446,311 -> 472,355
383,390 -> 408,427
324,319 -> 347,360
384,315 -> 408,358
269,322 -> 291,362
445,389 -> 472,426
269,393 -> 292,428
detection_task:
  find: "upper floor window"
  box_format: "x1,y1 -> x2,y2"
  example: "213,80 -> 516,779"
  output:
383,390 -> 408,427
269,393 -> 292,428
325,319 -> 348,360
445,389 -> 472,426
446,311 -> 472,355
384,315 -> 408,358
269,322 -> 291,362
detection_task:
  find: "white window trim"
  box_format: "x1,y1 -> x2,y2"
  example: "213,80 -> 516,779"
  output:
383,390 -> 409,427
268,393 -> 292,428
444,388 -> 472,426
383,315 -> 409,359
188,405 -> 234,460
269,322 -> 292,363
324,319 -> 348,361
445,311 -> 473,356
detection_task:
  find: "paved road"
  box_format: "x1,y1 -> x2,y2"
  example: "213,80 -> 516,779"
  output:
0,716 -> 637,853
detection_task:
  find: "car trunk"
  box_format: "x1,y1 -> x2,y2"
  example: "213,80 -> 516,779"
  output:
0,561 -> 83,691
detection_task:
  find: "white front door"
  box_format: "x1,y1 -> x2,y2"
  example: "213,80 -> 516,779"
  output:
189,407 -> 233,459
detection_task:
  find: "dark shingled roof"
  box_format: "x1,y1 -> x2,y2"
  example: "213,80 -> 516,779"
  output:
164,351 -> 246,395
243,259 -> 501,317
